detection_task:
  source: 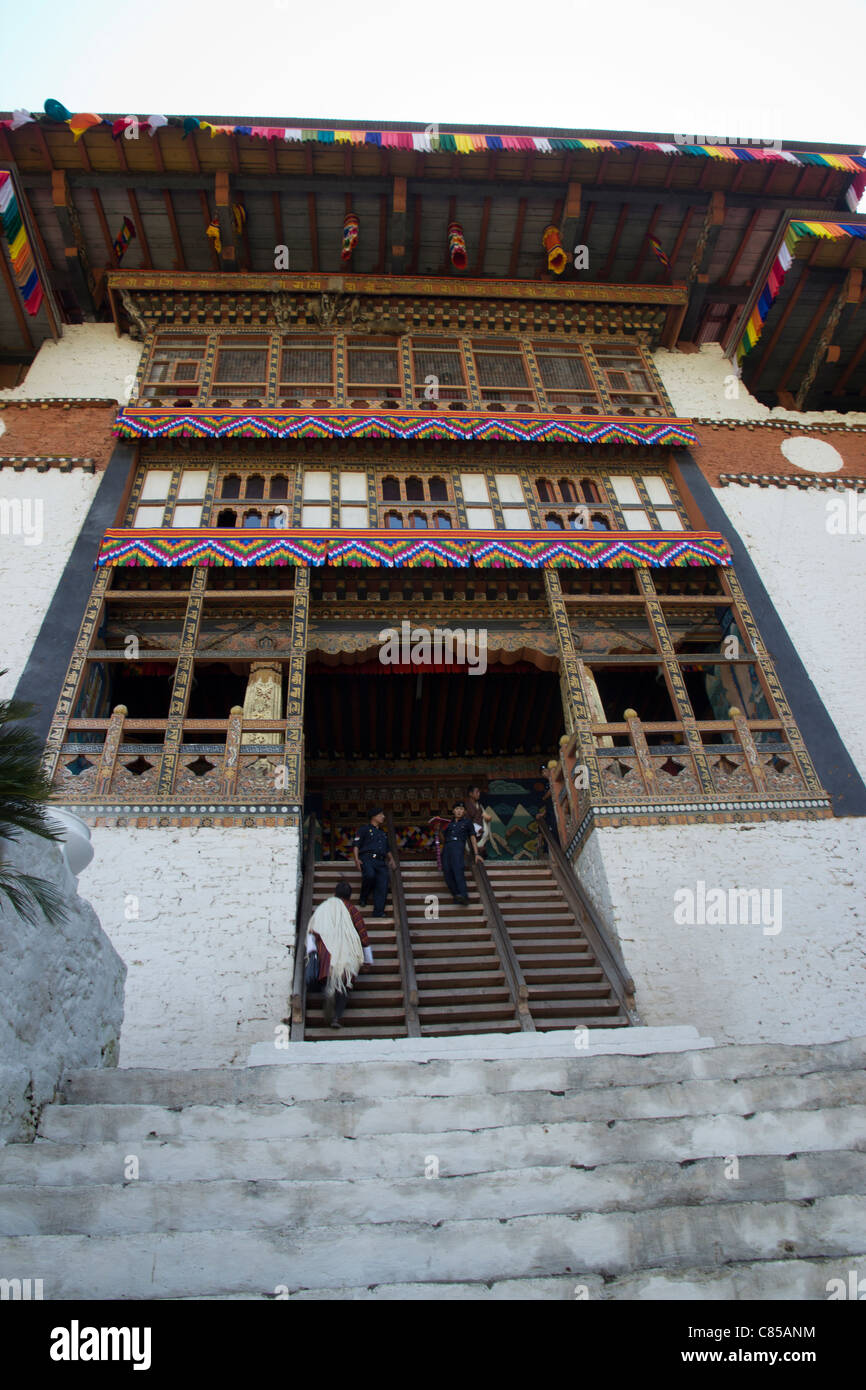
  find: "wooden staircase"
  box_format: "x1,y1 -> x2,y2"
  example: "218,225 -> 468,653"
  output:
299,849 -> 631,1040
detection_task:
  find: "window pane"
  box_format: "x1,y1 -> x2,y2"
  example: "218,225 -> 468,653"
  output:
280,343 -> 333,384
503,508 -> 531,530
140,470 -> 173,501
302,504 -> 331,528
348,349 -> 399,383
340,505 -> 368,528
214,349 -> 268,382
474,351 -> 528,388
340,472 -> 367,502
461,474 -> 490,504
495,474 -> 524,504
466,507 -> 495,528
658,509 -> 684,531
133,504 -> 165,527
623,509 -> 652,530
172,504 -> 203,527
609,476 -> 641,504
536,352 -> 592,390
643,475 -> 674,506
413,349 -> 464,387
178,470 -> 208,500
435,514 -> 452,529
303,471 -> 331,501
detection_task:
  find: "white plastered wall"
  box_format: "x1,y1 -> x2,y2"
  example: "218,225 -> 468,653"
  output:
77,826 -> 300,1068
0,467 -> 101,702
0,323 -> 144,403
653,342 -> 866,426
578,820 -> 865,1047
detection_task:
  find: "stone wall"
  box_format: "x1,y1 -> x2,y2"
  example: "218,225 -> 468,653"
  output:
577,819 -> 865,1047
0,830 -> 125,1143
77,826 -> 301,1069
0,324 -> 144,404
0,465 -> 101,702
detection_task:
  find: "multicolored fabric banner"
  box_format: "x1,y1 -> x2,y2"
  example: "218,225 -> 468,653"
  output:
114,407 -> 699,449
4,110 -> 865,175
0,170 -> 43,315
735,219 -> 866,363
96,528 -> 731,570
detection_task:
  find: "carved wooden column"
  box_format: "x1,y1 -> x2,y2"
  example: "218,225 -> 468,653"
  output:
544,570 -> 603,802
42,564 -> 113,784
624,708 -> 658,796
156,566 -> 207,798
221,705 -> 244,798
281,565 -> 310,802
95,704 -> 127,797
241,662 -> 283,745
729,705 -> 769,793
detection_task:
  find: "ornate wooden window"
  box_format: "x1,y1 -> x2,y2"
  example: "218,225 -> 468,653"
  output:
471,340 -> 533,406
269,474 -> 289,500
382,476 -> 401,501
494,474 -> 532,530
384,511 -> 404,529
536,478 -> 554,503
609,474 -> 684,530
131,467 -> 208,527
141,337 -> 206,402
428,476 -> 448,501
405,476 -> 425,502
559,478 -> 577,503
212,335 -> 270,403
594,345 -> 664,414
534,342 -> 602,411
279,336 -> 335,401
221,474 -> 241,499
245,474 -> 265,500
411,339 -> 469,404
409,511 -> 428,528
347,338 -> 401,400
544,513 -> 565,530
433,512 -> 453,528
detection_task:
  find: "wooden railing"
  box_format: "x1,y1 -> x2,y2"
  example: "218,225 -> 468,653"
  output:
290,812 -> 318,1041
385,812 -> 421,1037
535,816 -> 637,1020
471,860 -> 535,1032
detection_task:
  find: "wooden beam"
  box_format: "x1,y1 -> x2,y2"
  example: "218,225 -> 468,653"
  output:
679,193 -> 725,339
91,189 -> 118,267
408,194 -> 422,274
833,322 -> 866,395
751,265 -> 809,389
163,190 -> 186,271
390,175 -> 407,274
151,127 -> 165,174
600,203 -> 629,280
472,195 -> 492,276
776,280 -> 838,393
508,197 -> 527,278
272,191 -> 284,259
200,189 -> 220,270
50,170 -> 98,317
559,180 -> 582,278
664,205 -> 694,283
793,269 -> 863,408
307,192 -> 319,272
213,170 -> 236,266
376,192 -> 388,273
126,189 -> 152,269
721,207 -> 761,285
629,203 -> 661,281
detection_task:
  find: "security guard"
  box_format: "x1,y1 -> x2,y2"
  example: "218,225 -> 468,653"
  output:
441,800 -> 480,906
352,808 -> 395,918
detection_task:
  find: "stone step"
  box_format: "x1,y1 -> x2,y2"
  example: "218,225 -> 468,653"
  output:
64,1035 -> 866,1105
3,1152 -> 863,1238
33,1072 -> 866,1147
1,1196 -> 863,1298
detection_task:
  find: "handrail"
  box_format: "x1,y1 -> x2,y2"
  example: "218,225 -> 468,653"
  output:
290,811 -> 318,1041
385,812 -> 421,1037
471,859 -> 535,1032
535,816 -> 637,1018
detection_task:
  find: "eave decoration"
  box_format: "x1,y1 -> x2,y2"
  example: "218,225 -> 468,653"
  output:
114,407 -> 699,448
96,528 -> 732,571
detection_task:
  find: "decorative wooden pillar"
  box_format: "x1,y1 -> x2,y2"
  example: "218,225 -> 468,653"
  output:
42,565 -> 113,784
281,565 -> 310,802
544,570 -> 603,801
724,569 -> 824,795
729,705 -> 768,793
623,708 -> 658,795
241,662 -> 283,745
221,705 -> 244,798
95,704 -> 127,796
156,566 -> 207,798
635,567 -> 715,795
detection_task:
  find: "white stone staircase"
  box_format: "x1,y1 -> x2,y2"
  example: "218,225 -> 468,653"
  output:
0,1035 -> 864,1300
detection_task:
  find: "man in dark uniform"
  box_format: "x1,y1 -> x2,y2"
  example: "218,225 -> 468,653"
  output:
352,808 -> 395,919
441,800 -> 480,906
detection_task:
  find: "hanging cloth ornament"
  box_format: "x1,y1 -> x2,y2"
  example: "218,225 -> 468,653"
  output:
68,113 -> 103,142
206,217 -> 222,255
44,99 -> 72,122
542,225 -> 568,275
146,115 -> 168,134
182,117 -> 201,139
341,212 -> 359,261
112,215 -> 136,263
231,202 -> 246,236
448,221 -> 467,270
10,110 -> 35,130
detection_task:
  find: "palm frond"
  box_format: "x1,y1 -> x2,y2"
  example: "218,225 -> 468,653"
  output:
0,668 -> 61,843
0,868 -> 70,926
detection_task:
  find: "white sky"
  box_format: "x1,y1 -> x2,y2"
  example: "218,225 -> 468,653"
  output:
3,0 -> 864,151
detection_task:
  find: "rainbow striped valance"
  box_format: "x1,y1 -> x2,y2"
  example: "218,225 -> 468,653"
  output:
114,407 -> 698,449
736,219 -> 866,363
0,170 -> 43,316
96,527 -> 732,571
4,110 -> 865,174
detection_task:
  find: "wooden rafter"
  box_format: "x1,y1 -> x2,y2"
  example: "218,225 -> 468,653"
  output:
391,175 -> 407,274
199,189 -> 219,270
663,205 -> 694,282
600,203 -> 629,280
794,269 -> 862,409
630,204 -> 661,282
721,208 -> 760,285
307,192 -> 319,272
408,195 -> 422,274
777,280 -> 842,393
751,266 -> 809,389
163,190 -> 186,271
126,189 -> 152,269
508,197 -> 527,278
91,188 -> 118,267
376,192 -> 388,274
472,195 -> 491,276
